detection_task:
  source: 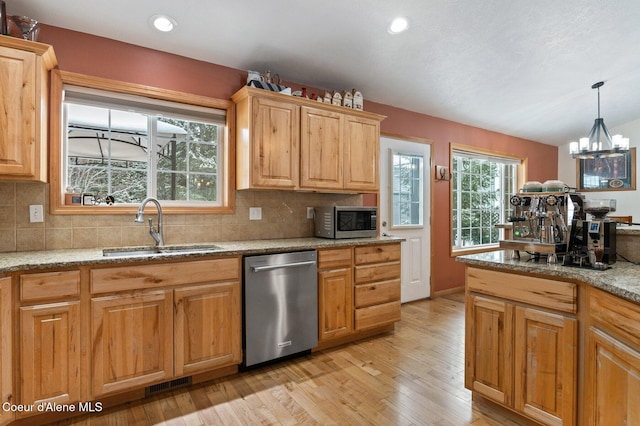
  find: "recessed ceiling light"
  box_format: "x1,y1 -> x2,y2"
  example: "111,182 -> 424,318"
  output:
388,17 -> 409,34
150,14 -> 177,32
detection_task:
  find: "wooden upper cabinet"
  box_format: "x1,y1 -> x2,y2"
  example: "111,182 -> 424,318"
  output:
300,107 -> 343,190
234,88 -> 300,189
232,86 -> 384,193
0,38 -> 57,181
344,115 -> 380,191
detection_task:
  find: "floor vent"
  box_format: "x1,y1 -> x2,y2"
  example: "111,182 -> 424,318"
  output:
146,376 -> 192,397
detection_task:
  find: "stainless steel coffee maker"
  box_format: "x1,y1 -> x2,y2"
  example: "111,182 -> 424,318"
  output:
563,199 -> 617,270
500,191 -> 585,263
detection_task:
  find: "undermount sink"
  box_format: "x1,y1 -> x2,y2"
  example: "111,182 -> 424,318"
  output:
102,244 -> 223,257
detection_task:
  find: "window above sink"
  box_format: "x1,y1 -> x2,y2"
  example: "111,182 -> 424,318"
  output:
49,70 -> 235,215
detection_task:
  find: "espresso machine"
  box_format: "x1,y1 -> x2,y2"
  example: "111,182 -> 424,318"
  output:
500,191 -> 585,263
563,199 -> 617,270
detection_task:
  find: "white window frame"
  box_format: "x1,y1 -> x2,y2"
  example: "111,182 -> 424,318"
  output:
450,144 -> 525,254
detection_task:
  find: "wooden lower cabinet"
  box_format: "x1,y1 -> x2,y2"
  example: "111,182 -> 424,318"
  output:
0,277 -> 12,426
90,257 -> 242,398
318,244 -> 401,347
174,282 -> 241,376
514,306 -> 576,426
354,244 -> 401,331
317,248 -> 353,342
465,267 -> 577,426
585,327 -> 640,426
585,288 -> 640,426
465,295 -> 514,406
91,290 -> 174,396
20,301 -> 81,407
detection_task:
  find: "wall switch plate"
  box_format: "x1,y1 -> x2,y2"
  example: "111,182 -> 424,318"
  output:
307,207 -> 314,219
29,205 -> 44,223
249,207 -> 262,220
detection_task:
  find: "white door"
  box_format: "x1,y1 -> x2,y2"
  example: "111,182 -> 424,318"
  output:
380,136 -> 431,302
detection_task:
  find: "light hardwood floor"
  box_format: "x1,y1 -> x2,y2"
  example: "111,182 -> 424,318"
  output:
50,293 -> 528,426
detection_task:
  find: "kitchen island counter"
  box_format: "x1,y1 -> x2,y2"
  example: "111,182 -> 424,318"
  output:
457,250 -> 640,304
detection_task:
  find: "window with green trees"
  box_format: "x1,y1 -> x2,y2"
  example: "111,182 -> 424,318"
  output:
451,148 -> 520,250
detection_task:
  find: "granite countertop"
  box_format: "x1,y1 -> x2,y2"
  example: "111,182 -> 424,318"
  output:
616,224 -> 640,235
456,251 -> 640,304
0,237 -> 403,273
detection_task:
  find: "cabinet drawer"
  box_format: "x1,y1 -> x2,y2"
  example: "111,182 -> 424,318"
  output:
318,248 -> 352,270
354,261 -> 400,284
91,257 -> 240,294
467,267 -> 577,313
355,279 -> 400,308
355,301 -> 401,330
354,243 -> 401,265
21,270 -> 80,302
589,287 -> 640,347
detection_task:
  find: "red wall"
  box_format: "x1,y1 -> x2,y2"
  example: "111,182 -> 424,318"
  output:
366,104 -> 558,293
39,25 -> 558,294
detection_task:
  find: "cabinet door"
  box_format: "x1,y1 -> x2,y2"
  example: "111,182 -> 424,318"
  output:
300,107 -> 343,190
318,268 -> 353,341
585,327 -> 640,426
514,306 -> 577,426
20,301 -> 81,407
343,115 -> 379,191
465,295 -> 514,406
91,291 -> 173,397
0,278 -> 12,426
174,282 -> 241,376
0,46 -> 38,178
250,96 -> 300,188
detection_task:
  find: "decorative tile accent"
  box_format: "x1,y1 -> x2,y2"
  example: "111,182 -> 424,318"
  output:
275,201 -> 293,222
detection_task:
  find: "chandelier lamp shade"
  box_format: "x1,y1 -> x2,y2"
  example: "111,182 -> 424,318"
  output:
569,81 -> 630,159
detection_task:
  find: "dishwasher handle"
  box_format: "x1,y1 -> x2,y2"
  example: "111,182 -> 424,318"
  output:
250,260 -> 316,273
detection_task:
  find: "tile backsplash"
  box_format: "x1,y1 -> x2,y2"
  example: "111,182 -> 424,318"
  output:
0,182 -> 362,252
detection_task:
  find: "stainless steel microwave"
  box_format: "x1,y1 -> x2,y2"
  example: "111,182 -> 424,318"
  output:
314,206 -> 377,239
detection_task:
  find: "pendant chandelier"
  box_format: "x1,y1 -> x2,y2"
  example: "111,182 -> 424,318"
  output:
569,81 -> 630,159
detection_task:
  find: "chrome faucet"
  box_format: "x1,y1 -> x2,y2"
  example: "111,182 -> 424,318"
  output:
134,197 -> 164,246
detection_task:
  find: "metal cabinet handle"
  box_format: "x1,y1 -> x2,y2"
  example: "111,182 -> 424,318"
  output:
251,260 -> 316,272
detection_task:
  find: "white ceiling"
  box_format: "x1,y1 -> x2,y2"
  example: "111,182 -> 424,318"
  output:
9,0 -> 640,147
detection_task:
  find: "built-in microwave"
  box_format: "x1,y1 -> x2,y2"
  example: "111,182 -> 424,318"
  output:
314,206 -> 378,239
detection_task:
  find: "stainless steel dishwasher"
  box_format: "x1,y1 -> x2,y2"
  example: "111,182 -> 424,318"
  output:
243,250 -> 318,367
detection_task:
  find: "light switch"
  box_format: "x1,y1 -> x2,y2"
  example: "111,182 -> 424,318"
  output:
249,207 -> 262,220
29,205 -> 44,223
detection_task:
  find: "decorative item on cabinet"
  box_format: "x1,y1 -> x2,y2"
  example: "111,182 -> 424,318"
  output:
246,69 -> 290,93
1,1 -> 7,35
7,15 -> 40,41
353,90 -> 364,110
331,91 -> 342,106
342,91 -> 354,108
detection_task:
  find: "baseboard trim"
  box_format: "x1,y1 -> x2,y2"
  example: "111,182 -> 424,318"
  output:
432,286 -> 464,298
